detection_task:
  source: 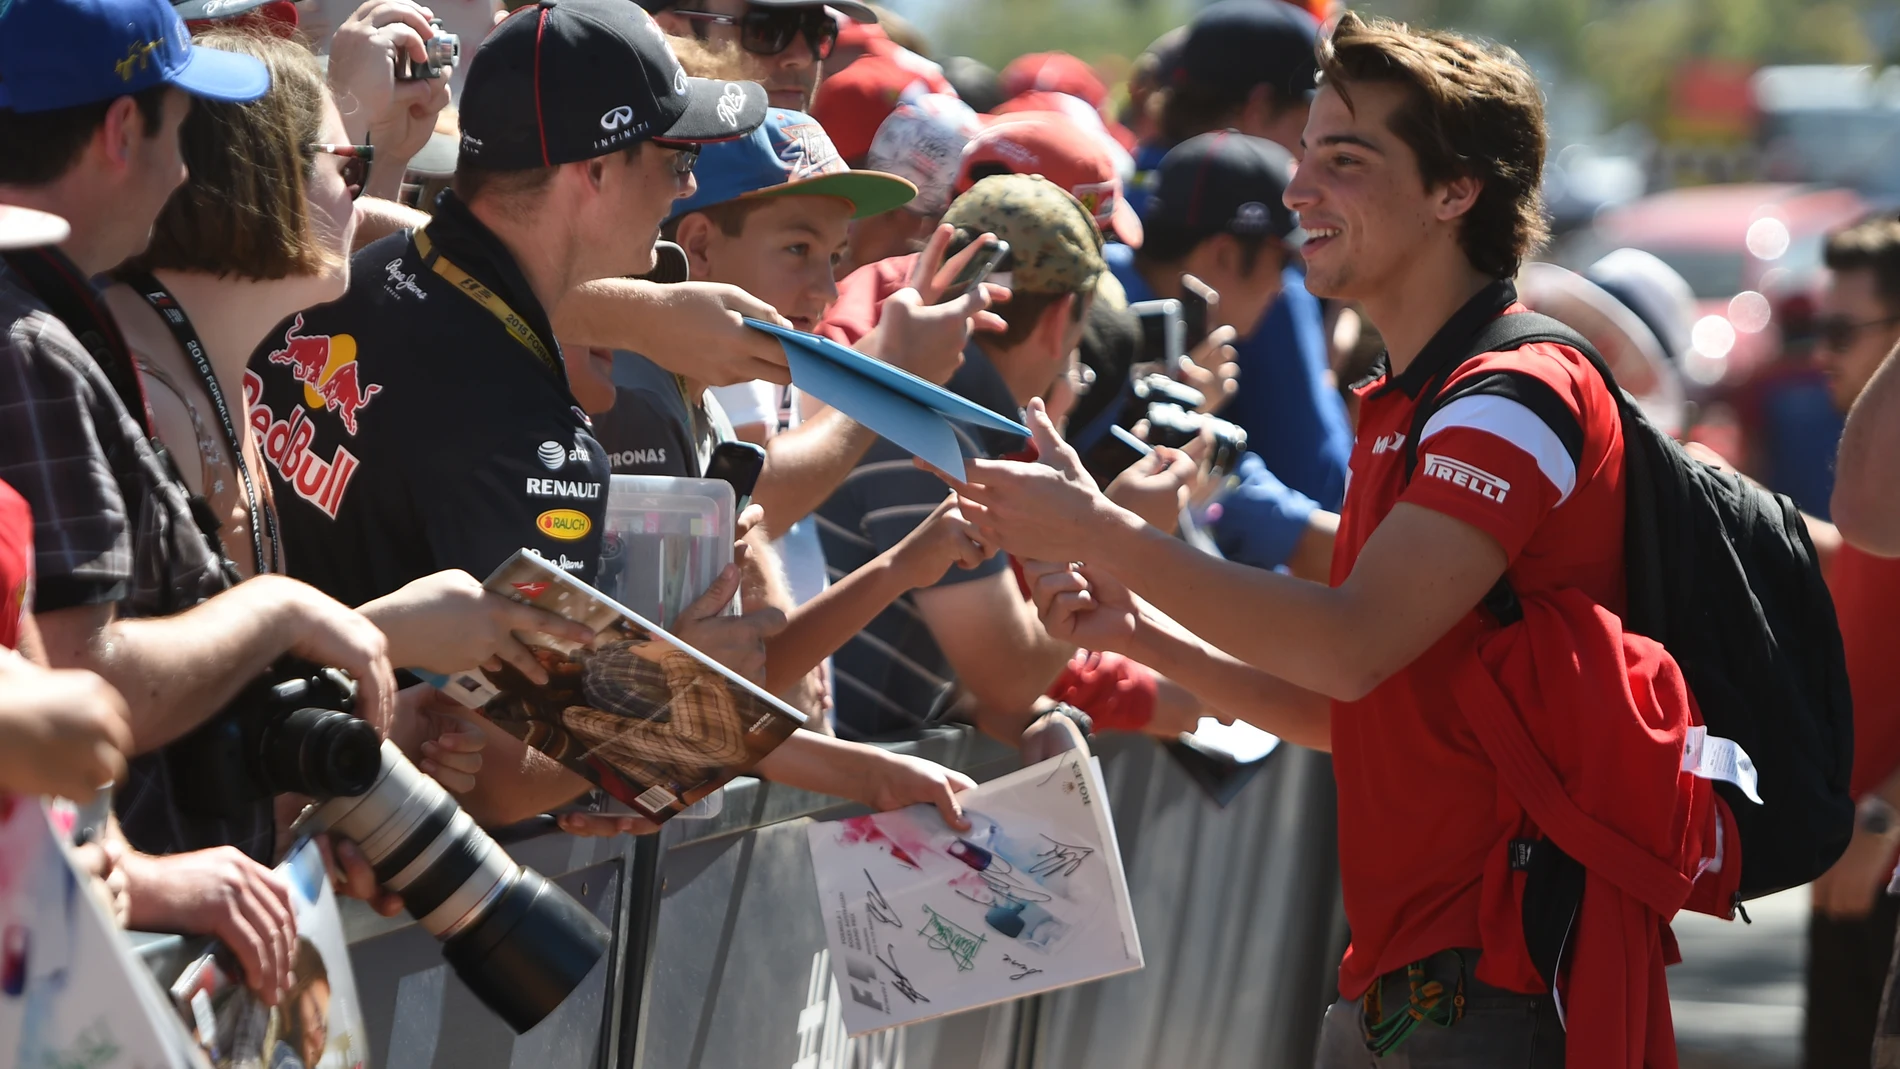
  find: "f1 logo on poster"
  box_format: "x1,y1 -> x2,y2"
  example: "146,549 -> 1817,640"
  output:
265,313 -> 383,435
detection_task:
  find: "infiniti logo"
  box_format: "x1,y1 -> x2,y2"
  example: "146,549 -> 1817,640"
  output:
674,67 -> 688,95
600,105 -> 636,132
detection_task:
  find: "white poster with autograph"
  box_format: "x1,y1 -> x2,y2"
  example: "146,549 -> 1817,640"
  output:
806,751 -> 1143,1035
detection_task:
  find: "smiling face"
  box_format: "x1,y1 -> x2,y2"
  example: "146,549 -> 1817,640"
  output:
681,193 -> 854,330
1284,81 -> 1461,304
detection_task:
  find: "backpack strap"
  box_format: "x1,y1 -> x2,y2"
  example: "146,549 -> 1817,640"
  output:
1398,312 -> 1619,628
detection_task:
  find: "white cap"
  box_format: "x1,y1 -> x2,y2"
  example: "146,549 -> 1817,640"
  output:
1586,247 -> 1699,363
0,205 -> 69,250
864,94 -> 984,218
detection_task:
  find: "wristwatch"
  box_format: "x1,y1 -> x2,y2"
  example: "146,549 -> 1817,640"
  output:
1858,795 -> 1899,836
1046,702 -> 1094,739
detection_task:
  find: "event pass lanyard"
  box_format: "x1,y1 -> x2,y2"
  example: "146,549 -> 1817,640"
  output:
412,226 -> 560,375
121,270 -> 282,578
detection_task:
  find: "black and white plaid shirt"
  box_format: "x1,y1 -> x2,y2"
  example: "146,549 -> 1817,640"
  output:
0,259 -> 265,861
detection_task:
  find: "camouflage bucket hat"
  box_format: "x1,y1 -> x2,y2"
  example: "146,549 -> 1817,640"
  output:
941,173 -> 1106,295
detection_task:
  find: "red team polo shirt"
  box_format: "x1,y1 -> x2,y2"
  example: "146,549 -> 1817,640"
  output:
1828,543 -> 1900,800
1328,281 -> 1627,999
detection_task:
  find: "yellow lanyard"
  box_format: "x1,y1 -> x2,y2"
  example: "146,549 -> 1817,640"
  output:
413,226 -> 558,374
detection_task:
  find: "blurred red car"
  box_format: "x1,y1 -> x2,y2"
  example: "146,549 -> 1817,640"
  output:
1569,183 -> 1868,385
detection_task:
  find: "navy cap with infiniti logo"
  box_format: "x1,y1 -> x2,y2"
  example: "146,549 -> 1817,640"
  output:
1144,130 -> 1304,248
458,0 -> 767,171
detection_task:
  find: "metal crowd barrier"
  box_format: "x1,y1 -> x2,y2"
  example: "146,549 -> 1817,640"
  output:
147,727 -> 1348,1069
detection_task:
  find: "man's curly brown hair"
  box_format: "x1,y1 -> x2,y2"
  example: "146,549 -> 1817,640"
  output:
1317,13 -> 1549,279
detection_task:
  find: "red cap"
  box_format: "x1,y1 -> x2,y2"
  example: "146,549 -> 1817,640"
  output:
834,17 -> 887,53
1000,52 -> 1107,111
954,114 -> 1142,248
813,53 -> 953,162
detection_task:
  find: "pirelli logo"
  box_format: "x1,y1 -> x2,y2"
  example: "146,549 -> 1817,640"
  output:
1421,453 -> 1510,503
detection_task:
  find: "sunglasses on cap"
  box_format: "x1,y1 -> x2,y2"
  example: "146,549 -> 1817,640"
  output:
312,143 -> 374,200
1816,312 -> 1900,352
672,6 -> 837,60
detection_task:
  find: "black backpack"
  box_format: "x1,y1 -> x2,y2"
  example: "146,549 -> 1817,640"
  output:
1402,311 -> 1854,913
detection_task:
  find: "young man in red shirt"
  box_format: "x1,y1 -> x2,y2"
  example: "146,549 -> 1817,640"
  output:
1803,215 -> 1900,1069
948,14 -> 1719,1067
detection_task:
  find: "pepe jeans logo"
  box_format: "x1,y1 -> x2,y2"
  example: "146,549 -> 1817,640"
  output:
716,82 -> 746,127
601,106 -> 636,132
383,259 -> 427,301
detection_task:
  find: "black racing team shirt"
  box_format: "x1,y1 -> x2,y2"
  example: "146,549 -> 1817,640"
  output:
247,191 -> 611,607
816,340 -> 1023,740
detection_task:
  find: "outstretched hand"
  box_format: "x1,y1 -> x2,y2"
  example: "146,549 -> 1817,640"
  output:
1020,559 -> 1143,653
671,564 -> 788,683
932,398 -> 1120,565
858,225 -> 1009,386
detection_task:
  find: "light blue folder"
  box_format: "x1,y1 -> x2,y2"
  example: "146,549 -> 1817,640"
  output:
745,318 -> 1031,481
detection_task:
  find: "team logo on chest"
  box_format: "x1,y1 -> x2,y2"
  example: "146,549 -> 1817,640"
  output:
264,313 -> 383,435
244,369 -> 360,518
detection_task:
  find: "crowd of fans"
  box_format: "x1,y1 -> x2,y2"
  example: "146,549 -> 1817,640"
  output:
5,0 -> 1900,1064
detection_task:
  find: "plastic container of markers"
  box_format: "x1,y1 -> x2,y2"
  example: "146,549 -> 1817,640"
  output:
598,475 -> 736,629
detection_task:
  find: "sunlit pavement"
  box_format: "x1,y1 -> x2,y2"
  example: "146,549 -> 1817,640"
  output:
1671,886 -> 1808,1069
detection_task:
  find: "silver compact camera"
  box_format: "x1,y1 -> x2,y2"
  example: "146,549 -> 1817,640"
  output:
396,18 -> 460,80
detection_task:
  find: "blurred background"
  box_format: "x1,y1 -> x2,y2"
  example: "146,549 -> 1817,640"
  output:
875,0 -> 1894,1064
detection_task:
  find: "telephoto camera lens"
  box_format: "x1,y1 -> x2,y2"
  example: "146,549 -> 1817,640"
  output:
312,741 -> 608,1033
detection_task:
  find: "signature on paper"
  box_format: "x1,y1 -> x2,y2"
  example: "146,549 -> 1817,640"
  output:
1029,835 -> 1095,879
875,942 -> 930,1004
864,869 -> 904,929
918,904 -> 987,972
1001,954 -> 1044,982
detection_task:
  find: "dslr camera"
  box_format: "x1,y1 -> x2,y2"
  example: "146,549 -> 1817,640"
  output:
1075,373 -> 1249,485
170,663 -> 607,1033
395,17 -> 459,80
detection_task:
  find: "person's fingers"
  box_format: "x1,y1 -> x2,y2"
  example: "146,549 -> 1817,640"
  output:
218,901 -> 274,1001
379,20 -> 431,65
930,781 -> 970,831
494,633 -> 552,684
909,454 -> 973,488
334,838 -> 383,903
735,503 -> 766,541
244,873 -> 296,1002
1025,397 -> 1085,478
910,224 -> 955,293
684,564 -> 742,621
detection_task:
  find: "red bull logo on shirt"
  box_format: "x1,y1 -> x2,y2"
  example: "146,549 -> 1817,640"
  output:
264,314 -> 383,435
245,369 -> 361,519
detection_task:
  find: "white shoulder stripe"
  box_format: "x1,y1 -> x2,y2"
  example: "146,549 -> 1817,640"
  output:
1420,394 -> 1577,504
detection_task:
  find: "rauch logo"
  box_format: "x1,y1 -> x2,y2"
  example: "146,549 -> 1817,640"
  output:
536,509 -> 592,541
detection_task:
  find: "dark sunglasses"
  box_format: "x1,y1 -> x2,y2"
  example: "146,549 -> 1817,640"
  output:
311,143 -> 374,200
1816,312 -> 1900,352
650,139 -> 702,177
673,6 -> 837,60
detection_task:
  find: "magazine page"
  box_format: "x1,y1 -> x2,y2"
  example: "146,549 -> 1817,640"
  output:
440,549 -> 805,822
167,838 -> 368,1069
806,750 -> 1144,1035
0,797 -> 206,1069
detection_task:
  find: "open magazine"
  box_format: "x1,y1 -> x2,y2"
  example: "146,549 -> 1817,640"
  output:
807,750 -> 1143,1035
439,549 -> 805,822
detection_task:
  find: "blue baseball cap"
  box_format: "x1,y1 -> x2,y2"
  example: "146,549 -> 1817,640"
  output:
0,0 -> 270,114
670,107 -> 916,222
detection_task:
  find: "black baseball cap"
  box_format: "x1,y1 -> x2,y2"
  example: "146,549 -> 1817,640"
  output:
1144,130 -> 1304,248
1172,0 -> 1319,103
458,0 -> 767,171
637,0 -> 878,22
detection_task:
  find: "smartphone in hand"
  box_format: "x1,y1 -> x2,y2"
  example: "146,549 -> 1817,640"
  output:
940,237 -> 1011,301
1179,274 -> 1219,348
704,440 -> 767,515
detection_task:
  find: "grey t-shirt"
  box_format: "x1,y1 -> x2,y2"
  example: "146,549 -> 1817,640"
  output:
814,342 -> 1025,740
